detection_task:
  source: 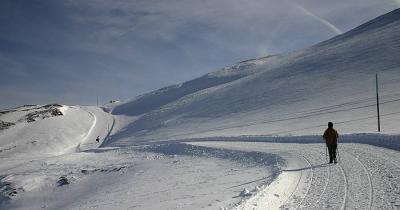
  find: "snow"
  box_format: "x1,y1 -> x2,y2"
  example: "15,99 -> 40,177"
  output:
1,8 -> 400,210
107,9 -> 400,145
191,141 -> 400,209
0,142 -> 282,210
77,106 -> 114,151
0,105 -> 93,158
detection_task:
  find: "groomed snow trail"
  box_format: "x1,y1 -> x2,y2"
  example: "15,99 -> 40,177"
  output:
78,106 -> 114,151
190,142 -> 400,210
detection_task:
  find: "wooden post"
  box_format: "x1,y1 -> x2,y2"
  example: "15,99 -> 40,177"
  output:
376,74 -> 381,132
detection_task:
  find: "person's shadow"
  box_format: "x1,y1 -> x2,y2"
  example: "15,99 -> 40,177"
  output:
282,163 -> 330,172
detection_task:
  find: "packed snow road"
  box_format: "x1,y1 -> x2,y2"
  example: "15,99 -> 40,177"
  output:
190,141 -> 400,209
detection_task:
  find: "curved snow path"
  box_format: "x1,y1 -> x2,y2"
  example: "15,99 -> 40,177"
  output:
190,142 -> 400,210
78,106 -> 114,151
81,109 -> 97,144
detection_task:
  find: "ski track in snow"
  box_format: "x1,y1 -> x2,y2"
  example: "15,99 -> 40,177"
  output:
313,159 -> 330,207
295,153 -> 313,209
80,109 -> 97,146
342,148 -> 373,210
338,160 -> 347,210
191,142 -> 400,210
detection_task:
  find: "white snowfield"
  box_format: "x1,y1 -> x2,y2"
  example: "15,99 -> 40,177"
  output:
1,8 -> 400,210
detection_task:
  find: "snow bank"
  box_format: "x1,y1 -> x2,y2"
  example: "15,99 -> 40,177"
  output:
183,133 -> 400,151
139,142 -> 286,168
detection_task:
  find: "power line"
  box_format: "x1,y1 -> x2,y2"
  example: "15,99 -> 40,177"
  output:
269,110 -> 400,136
160,94 -> 400,140
261,91 -> 400,120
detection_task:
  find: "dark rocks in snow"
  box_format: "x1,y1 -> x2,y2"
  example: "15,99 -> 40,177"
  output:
81,169 -> 89,174
0,110 -> 13,115
23,106 -> 63,123
111,166 -> 126,172
26,115 -> 36,123
231,62 -> 256,72
239,188 -> 252,197
80,166 -> 127,175
1,104 -> 65,124
0,145 -> 17,153
7,190 -> 17,197
0,180 -> 21,199
50,108 -> 63,116
57,176 -> 69,186
0,121 -> 15,130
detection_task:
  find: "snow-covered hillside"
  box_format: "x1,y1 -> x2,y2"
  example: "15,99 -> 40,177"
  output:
108,8 -> 400,145
0,104 -> 91,157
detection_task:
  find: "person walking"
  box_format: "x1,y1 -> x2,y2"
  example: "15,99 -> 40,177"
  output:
323,122 -> 339,164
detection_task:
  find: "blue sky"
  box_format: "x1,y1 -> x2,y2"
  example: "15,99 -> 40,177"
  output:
0,0 -> 399,108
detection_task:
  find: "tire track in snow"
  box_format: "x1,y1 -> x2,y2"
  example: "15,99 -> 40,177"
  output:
338,163 -> 348,210
279,151 -> 311,209
300,147 -> 343,209
296,154 -> 314,209
341,148 -> 373,210
314,162 -> 330,206
190,142 -> 399,209
272,149 -> 330,209
343,145 -> 400,209
309,148 -> 331,208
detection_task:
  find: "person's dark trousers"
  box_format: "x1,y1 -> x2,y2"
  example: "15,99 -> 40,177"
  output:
327,143 -> 337,163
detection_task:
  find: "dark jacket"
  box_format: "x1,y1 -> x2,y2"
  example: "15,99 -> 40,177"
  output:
323,128 -> 339,145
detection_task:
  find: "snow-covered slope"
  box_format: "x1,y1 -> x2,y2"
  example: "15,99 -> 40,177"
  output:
0,105 -> 113,165
0,105 -> 93,157
0,105 -> 114,207
108,9 -> 400,145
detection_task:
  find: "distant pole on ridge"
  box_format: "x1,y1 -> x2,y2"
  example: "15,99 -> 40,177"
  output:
376,74 -> 381,132
97,95 -> 99,107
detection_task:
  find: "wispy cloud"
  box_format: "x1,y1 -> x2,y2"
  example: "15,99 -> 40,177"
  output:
291,2 -> 343,35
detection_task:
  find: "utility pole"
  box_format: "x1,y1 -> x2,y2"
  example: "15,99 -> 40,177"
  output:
97,95 -> 99,107
376,74 -> 381,132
